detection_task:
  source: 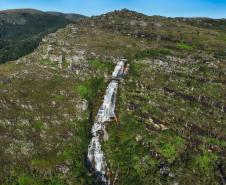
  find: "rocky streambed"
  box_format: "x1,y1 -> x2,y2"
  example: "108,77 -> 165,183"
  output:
87,60 -> 126,185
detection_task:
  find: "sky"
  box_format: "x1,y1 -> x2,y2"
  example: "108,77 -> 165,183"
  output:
0,0 -> 226,18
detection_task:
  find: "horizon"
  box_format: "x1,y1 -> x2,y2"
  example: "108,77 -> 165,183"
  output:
0,0 -> 226,19
1,7 -> 226,20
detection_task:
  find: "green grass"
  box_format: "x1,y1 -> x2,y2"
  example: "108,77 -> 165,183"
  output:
61,61 -> 70,69
53,94 -> 65,102
31,156 -> 65,169
195,150 -> 218,173
33,121 -> 44,130
75,77 -> 104,101
0,83 -> 6,89
45,178 -> 65,185
17,175 -> 40,185
103,106 -> 161,184
39,59 -> 58,68
89,59 -> 114,72
176,42 -> 193,50
135,49 -> 172,59
200,136 -> 226,148
151,130 -> 186,162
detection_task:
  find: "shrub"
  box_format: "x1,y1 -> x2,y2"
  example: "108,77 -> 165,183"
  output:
195,150 -> 218,173
89,59 -> 114,72
75,77 -> 104,101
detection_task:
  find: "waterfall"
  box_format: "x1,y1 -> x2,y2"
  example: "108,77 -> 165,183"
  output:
87,60 -> 125,184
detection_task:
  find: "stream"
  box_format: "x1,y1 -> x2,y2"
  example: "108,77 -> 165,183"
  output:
87,60 -> 125,185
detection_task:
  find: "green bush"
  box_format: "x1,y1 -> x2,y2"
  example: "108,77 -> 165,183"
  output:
89,59 -> 114,72
195,150 -> 218,173
17,175 -> 39,185
75,77 -> 104,101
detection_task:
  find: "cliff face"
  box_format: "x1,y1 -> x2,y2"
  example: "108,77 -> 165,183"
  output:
0,9 -> 226,185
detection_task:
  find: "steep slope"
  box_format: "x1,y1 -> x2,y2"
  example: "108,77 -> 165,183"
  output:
0,9 -> 225,185
0,9 -> 85,64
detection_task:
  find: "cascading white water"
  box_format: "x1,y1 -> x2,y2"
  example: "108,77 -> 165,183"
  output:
112,61 -> 124,78
97,81 -> 118,123
87,60 -> 125,184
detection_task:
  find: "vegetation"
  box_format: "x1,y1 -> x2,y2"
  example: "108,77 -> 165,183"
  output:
176,42 -> 193,50
75,77 -> 104,101
0,9 -> 85,64
195,150 -> 218,174
0,9 -> 226,185
135,49 -> 172,59
103,57 -> 225,184
89,59 -> 114,72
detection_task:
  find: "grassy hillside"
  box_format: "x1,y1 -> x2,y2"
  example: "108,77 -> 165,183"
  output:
0,9 -> 225,185
0,9 -> 85,64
